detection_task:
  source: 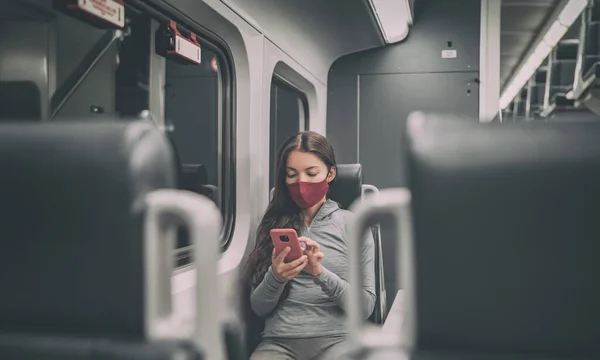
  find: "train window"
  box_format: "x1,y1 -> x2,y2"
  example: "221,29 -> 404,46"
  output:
269,76 -> 309,188
145,9 -> 235,266
165,37 -> 234,266
0,1 -> 235,266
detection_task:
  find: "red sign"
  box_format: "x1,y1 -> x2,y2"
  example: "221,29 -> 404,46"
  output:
72,0 -> 125,28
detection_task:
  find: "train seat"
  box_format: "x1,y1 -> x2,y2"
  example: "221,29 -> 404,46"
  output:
404,113 -> 600,358
0,121 -> 213,359
181,164 -> 221,208
175,163 -> 221,254
327,164 -> 387,324
0,81 -> 42,121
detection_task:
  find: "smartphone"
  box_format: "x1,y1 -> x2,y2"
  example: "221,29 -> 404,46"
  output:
270,228 -> 304,263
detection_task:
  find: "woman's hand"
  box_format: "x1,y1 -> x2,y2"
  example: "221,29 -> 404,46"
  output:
271,247 -> 308,282
299,237 -> 324,277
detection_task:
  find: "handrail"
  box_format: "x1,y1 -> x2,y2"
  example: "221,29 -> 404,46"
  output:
543,48 -> 555,112
362,184 -> 388,323
49,30 -> 123,120
525,76 -> 534,120
346,188 -> 415,351
144,190 -> 224,360
569,3 -> 590,100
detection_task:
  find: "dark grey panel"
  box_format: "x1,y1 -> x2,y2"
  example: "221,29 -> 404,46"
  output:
359,72 -> 479,189
326,72 -> 358,164
0,0 -> 54,21
352,0 -> 481,75
54,46 -> 118,119
358,71 -> 479,310
53,12 -> 118,119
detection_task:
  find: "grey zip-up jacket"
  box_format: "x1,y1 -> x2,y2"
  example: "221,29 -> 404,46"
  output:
250,199 -> 376,338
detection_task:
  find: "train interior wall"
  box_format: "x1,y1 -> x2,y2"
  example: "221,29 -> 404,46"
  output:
327,0 -> 482,310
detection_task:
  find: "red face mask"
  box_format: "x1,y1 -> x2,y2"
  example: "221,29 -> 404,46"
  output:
287,178 -> 329,209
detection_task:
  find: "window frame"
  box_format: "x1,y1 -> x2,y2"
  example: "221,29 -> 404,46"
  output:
128,0 -> 237,251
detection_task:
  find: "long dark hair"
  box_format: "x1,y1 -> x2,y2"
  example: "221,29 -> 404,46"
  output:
245,131 -> 337,294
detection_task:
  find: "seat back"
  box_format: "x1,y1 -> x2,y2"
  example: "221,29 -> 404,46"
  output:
0,120 -> 224,360
405,112 -> 600,356
0,81 -> 42,121
328,164 -> 363,210
180,164 -> 220,207
0,120 -> 175,339
362,185 -> 387,324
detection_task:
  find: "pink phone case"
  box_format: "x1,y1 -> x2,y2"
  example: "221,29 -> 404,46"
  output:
270,228 -> 304,263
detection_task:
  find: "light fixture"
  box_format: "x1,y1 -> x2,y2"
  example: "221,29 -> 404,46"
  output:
368,0 -> 411,44
499,0 -> 588,110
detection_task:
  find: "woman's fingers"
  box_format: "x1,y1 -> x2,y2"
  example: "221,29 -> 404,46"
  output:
299,237 -> 320,250
281,254 -> 308,271
281,257 -> 308,278
273,246 -> 291,265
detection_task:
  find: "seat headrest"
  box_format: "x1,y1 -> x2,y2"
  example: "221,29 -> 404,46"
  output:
329,164 -> 363,210
181,164 -> 208,191
0,81 -> 42,121
406,113 -> 600,356
0,120 -> 176,339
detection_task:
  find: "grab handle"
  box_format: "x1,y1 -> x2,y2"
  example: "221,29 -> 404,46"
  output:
144,189 -> 223,360
347,188 -> 416,350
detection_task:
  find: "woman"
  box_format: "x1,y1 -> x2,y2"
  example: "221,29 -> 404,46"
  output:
245,131 -> 376,360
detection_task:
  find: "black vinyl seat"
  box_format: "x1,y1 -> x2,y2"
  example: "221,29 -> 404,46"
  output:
328,164 -> 364,209
405,113 -> 600,358
166,133 -> 220,209
181,164 -> 221,208
0,120 -> 203,359
328,164 -> 387,324
0,81 -> 42,121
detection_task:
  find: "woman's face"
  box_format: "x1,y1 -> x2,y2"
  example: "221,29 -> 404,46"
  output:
285,150 -> 334,184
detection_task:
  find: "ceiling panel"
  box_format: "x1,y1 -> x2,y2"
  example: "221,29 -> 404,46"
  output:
221,0 -> 383,79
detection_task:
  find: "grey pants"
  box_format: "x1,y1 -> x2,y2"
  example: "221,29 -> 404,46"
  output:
249,335 -> 347,360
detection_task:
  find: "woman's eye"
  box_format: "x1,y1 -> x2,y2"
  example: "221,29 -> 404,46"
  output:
307,173 -> 318,177
286,173 -> 296,178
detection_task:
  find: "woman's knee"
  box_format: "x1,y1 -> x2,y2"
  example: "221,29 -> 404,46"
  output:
250,340 -> 295,360
316,339 -> 348,359
250,351 -> 286,360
